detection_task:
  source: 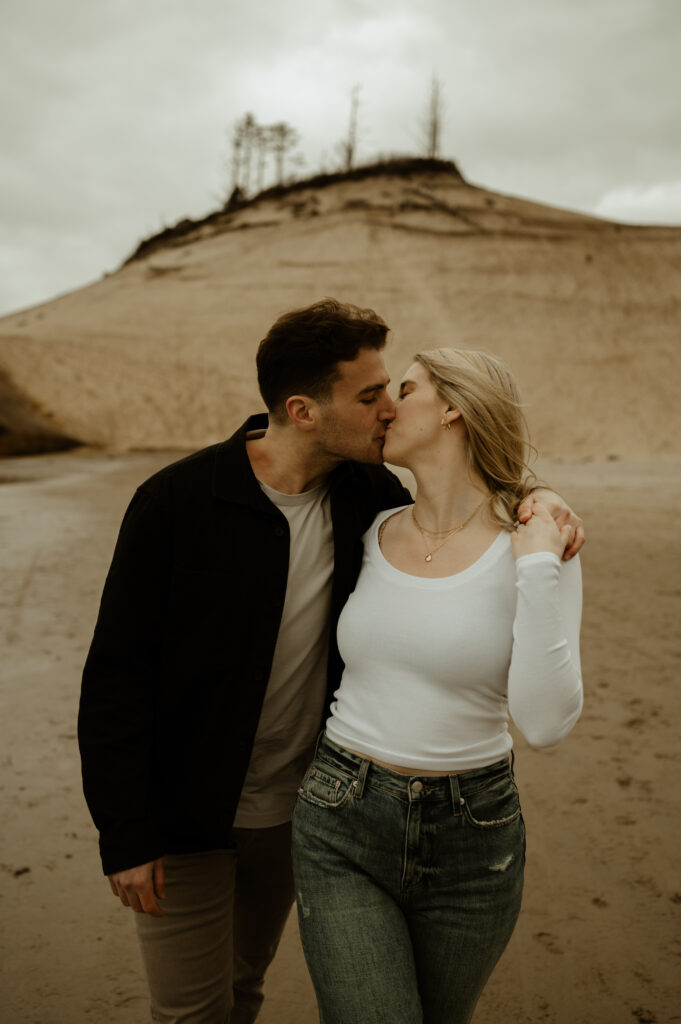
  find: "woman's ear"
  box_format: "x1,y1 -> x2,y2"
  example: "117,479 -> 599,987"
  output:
442,407 -> 462,428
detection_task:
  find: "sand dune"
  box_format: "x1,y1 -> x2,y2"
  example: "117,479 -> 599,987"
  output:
1,161 -> 680,457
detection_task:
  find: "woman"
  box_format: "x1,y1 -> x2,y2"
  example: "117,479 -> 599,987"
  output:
291,348 -> 583,1024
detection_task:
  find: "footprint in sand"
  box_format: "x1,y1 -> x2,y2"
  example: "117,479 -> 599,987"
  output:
632,1008 -> 657,1023
533,931 -> 564,955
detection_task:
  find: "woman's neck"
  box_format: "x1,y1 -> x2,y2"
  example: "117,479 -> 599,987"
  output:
409,456 -> 490,533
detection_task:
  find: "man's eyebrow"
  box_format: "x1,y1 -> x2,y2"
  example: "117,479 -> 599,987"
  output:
357,379 -> 390,397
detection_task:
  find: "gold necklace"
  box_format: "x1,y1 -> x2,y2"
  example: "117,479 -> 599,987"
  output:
411,498 -> 485,562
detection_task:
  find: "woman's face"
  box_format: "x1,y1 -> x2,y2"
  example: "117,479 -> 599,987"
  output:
382,361 -> 446,466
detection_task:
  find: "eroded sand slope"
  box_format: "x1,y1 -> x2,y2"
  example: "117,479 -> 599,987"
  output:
1,165 -> 680,458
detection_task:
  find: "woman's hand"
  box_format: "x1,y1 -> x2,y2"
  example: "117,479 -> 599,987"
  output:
511,500 -> 573,561
517,487 -> 584,560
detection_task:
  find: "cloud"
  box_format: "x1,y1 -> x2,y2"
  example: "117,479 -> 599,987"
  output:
594,181 -> 681,225
1,0 -> 680,315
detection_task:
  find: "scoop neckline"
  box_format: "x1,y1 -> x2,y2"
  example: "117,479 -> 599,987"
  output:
371,505 -> 510,588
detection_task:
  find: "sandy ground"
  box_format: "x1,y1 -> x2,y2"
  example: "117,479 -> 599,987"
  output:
1,448 -> 680,1024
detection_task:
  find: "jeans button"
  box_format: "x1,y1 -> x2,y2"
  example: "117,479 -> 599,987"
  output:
411,780 -> 424,794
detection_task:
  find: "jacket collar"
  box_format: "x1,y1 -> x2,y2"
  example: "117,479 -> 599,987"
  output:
211,414 -> 274,513
211,413 -> 357,511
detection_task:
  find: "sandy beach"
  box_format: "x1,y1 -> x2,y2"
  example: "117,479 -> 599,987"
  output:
1,446 -> 679,1023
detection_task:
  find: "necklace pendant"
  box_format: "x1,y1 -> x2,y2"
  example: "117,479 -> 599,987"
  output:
425,553 -> 432,562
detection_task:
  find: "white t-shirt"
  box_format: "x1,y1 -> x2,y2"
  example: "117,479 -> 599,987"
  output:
233,479 -> 334,827
326,506 -> 583,771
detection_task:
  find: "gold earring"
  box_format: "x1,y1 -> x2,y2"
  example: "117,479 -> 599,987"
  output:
441,416 -> 451,431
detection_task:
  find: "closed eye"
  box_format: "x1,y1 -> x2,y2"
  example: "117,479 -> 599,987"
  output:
359,384 -> 389,405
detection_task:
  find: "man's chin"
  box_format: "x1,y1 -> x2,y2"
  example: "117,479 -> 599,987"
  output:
361,448 -> 384,465
350,447 -> 385,466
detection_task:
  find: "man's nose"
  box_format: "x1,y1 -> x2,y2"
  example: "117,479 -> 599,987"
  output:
378,395 -> 396,421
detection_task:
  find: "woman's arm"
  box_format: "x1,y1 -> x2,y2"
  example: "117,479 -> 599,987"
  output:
507,504 -> 584,747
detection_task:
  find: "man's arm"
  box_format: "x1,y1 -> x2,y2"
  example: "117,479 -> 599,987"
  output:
375,465 -> 583,559
518,487 -> 584,561
78,480 -> 172,879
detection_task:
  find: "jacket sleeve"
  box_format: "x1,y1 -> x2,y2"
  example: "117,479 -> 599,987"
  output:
508,552 -> 583,748
78,480 -> 173,875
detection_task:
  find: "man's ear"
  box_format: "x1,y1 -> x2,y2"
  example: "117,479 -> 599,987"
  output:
285,395 -> 317,431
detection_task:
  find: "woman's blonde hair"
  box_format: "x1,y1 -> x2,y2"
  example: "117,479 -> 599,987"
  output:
414,348 -> 536,529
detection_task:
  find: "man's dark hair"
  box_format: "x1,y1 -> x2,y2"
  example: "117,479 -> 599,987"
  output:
256,297 -> 389,418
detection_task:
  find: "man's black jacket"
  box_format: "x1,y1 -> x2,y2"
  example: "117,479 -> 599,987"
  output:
78,415 -> 412,875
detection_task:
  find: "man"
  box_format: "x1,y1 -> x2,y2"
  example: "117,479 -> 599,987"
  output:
79,298 -> 583,1024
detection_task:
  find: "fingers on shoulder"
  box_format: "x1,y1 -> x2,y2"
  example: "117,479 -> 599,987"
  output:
563,523 -> 585,560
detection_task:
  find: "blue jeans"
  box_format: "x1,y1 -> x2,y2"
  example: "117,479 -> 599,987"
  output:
292,734 -> 525,1024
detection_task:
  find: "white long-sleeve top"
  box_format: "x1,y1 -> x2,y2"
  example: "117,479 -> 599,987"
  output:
326,506 -> 583,771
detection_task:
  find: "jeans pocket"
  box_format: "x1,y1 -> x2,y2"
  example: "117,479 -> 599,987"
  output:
461,775 -> 522,829
297,762 -> 356,810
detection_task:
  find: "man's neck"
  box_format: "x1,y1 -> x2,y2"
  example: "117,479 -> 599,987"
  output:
246,427 -> 337,495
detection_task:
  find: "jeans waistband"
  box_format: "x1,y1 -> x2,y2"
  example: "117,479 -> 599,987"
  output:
315,733 -> 513,804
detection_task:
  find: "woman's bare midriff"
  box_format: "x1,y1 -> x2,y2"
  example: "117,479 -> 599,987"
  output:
342,745 -> 465,776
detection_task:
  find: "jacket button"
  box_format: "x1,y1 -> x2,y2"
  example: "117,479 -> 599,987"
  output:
274,526 -> 285,537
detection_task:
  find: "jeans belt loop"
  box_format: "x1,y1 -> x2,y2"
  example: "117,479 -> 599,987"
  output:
314,729 -> 326,759
354,756 -> 370,799
448,774 -> 463,816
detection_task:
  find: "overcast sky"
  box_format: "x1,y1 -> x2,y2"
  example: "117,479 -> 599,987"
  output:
1,0 -> 680,317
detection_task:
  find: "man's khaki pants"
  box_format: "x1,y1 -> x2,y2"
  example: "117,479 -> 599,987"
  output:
135,823 -> 295,1024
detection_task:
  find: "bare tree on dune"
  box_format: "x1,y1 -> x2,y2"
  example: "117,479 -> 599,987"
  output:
241,113 -> 258,193
230,121 -> 243,193
425,75 -> 444,159
340,84 -> 361,172
255,124 -> 274,193
271,121 -> 300,186
230,112 -> 258,194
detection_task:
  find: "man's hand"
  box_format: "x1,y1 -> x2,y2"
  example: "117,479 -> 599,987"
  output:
108,857 -> 165,917
517,487 -> 584,561
511,501 -> 572,561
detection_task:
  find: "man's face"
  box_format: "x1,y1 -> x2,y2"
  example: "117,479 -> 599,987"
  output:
314,348 -> 396,465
